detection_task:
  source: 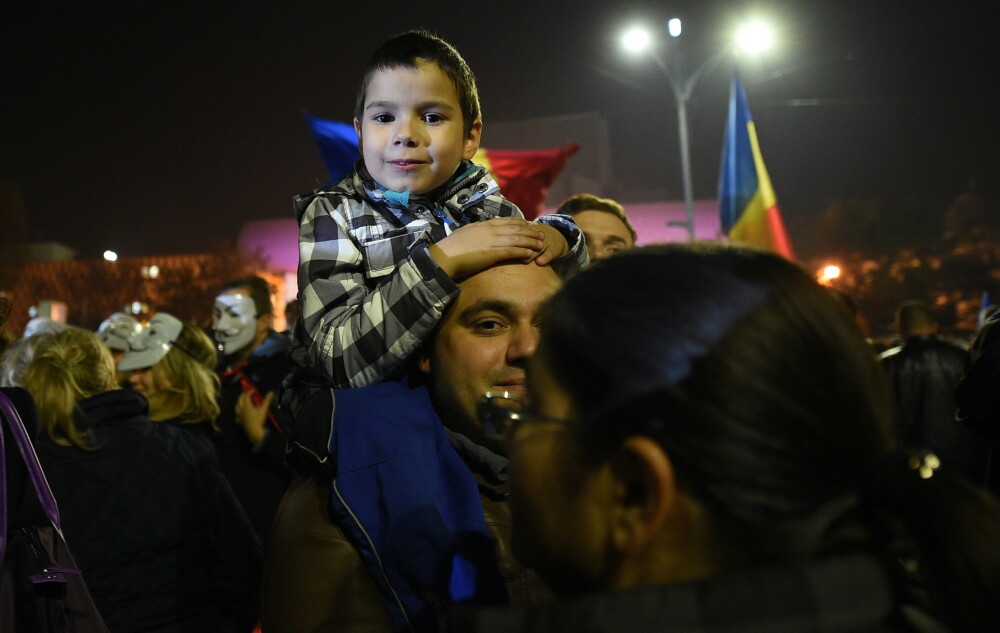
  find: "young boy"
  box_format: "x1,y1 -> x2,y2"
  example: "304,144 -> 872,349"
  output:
293,30 -> 587,388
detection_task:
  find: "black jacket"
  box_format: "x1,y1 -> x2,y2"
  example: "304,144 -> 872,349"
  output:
956,312 -> 1000,491
216,329 -> 293,544
443,553 -> 943,633
1,387 -> 47,534
36,389 -> 262,633
880,335 -> 985,480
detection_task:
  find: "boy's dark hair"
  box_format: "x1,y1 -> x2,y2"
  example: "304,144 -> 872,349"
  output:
354,30 -> 481,135
556,193 -> 637,243
220,277 -> 273,316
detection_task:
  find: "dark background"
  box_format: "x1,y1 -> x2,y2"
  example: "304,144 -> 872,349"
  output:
3,0 -> 998,258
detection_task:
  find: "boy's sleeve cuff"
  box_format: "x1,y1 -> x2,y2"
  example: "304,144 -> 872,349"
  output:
409,243 -> 460,297
533,213 -> 589,271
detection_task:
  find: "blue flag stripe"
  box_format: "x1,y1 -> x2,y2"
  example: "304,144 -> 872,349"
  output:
304,113 -> 359,184
718,73 -> 759,234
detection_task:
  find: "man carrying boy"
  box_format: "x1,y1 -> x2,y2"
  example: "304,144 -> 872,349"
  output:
264,259 -> 559,632
288,30 -> 587,394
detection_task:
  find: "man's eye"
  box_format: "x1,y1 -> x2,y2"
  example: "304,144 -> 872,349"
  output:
373,113 -> 394,123
423,113 -> 444,123
473,319 -> 505,333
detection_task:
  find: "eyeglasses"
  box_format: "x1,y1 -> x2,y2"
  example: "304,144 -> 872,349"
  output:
478,390 -> 578,441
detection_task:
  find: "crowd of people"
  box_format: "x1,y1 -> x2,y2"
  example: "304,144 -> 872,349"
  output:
2,28 -> 1000,633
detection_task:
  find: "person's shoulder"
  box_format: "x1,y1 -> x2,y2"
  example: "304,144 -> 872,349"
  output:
928,336 -> 969,357
1,386 -> 37,420
443,162 -> 520,217
147,418 -> 216,455
253,330 -> 292,358
294,172 -> 364,219
2,386 -> 41,447
879,345 -> 904,361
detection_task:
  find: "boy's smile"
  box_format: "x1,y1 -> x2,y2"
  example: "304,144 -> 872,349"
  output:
355,59 -> 482,195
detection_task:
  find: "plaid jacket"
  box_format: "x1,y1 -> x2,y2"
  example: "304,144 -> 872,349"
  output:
292,161 -> 586,388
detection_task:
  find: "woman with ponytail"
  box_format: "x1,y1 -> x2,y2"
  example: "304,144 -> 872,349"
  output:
457,243 -> 1000,633
24,326 -> 113,448
24,327 -> 262,632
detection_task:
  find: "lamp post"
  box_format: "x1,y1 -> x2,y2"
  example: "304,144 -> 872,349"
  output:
623,18 -> 774,241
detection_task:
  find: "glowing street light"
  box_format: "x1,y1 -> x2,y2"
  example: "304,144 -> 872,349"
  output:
103,250 -> 118,262
621,27 -> 651,53
818,264 -> 842,285
622,17 -> 776,240
735,20 -> 776,55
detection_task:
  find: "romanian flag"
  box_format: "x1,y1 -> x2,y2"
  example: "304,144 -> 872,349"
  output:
718,74 -> 795,260
472,143 -> 579,219
304,113 -> 577,219
304,112 -> 359,183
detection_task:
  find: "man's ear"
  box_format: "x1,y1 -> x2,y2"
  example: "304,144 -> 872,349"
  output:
354,118 -> 364,154
607,436 -> 676,555
462,119 -> 483,160
418,354 -> 431,375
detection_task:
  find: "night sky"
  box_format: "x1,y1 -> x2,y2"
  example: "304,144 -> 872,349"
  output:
3,0 -> 998,258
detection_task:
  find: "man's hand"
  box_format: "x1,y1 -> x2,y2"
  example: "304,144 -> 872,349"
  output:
429,218 -> 544,280
235,390 -> 274,445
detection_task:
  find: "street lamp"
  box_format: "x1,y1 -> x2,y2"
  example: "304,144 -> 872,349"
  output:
818,264 -> 842,285
622,18 -> 775,240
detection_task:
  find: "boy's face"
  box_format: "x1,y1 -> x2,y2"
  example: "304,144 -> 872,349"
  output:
355,59 -> 482,195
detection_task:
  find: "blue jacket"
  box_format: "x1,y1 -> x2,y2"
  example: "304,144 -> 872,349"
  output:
327,378 -> 506,633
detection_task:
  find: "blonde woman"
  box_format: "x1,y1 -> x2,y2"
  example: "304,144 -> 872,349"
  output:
118,312 -> 221,433
25,327 -> 262,632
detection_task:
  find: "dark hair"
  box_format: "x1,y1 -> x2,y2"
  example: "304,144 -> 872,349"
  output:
539,242 -> 1000,631
354,30 -> 481,135
894,299 -> 937,334
555,193 -> 636,243
220,277 -> 273,316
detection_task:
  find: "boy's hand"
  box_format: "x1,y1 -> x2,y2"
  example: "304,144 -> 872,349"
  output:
531,222 -> 570,267
429,218 -> 545,279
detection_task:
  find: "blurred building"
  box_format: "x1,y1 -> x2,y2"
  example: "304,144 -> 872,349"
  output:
3,246 -> 289,336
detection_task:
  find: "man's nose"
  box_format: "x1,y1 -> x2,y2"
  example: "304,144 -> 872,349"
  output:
506,326 -> 540,363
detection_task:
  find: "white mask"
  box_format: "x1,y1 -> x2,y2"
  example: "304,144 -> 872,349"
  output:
212,293 -> 259,355
118,312 -> 184,372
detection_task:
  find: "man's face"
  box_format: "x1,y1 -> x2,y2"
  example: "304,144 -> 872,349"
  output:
355,59 -> 482,195
420,262 -> 562,442
212,290 -> 261,355
507,346 -> 611,597
573,210 -> 634,261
